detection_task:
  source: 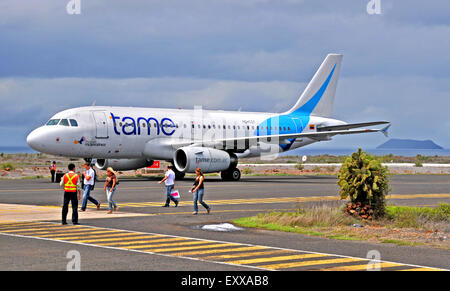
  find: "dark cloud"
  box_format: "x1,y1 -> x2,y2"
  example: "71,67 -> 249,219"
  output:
0,0 -> 449,148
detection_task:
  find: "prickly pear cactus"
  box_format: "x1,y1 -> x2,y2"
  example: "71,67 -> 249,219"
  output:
337,148 -> 390,218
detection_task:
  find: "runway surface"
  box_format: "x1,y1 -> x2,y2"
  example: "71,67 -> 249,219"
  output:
0,175 -> 449,271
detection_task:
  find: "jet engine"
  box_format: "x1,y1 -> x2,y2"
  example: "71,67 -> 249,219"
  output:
95,158 -> 154,171
173,147 -> 238,173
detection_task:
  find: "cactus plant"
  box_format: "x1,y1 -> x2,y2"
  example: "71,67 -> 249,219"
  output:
337,148 -> 390,218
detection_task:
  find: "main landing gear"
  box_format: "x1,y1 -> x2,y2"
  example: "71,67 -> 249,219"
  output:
221,167 -> 241,181
172,165 -> 186,180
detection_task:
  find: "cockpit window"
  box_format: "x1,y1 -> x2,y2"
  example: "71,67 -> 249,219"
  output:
69,119 -> 78,127
59,119 -> 70,126
46,119 -> 60,126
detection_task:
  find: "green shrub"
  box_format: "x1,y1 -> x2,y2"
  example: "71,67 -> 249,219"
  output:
337,148 -> 390,218
311,166 -> 322,173
295,163 -> 304,171
242,167 -> 253,175
1,162 -> 15,170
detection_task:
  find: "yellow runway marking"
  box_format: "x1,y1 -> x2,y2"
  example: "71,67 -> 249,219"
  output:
226,253 -> 326,265
51,233 -> 159,241
120,240 -> 218,250
400,267 -> 443,271
320,262 -> 404,271
37,230 -> 122,237
144,243 -> 239,253
1,221 -> 447,271
259,257 -> 364,270
168,246 -> 267,257
71,193 -> 450,209
98,237 -> 190,246
0,222 -> 48,229
0,225 -> 79,233
69,235 -> 162,243
204,249 -> 291,260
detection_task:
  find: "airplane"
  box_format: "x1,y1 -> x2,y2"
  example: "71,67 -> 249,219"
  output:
26,54 -> 390,181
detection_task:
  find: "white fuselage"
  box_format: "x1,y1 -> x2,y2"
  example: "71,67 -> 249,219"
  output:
26,106 -> 345,160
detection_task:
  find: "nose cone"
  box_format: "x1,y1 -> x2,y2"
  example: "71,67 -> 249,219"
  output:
26,127 -> 46,152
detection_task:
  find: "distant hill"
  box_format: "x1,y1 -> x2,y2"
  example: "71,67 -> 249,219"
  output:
377,139 -> 443,150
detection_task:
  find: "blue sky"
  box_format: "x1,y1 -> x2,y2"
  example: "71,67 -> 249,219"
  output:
1,0 -> 449,149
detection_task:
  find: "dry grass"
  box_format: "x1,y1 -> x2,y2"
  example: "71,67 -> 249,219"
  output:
233,203 -> 450,249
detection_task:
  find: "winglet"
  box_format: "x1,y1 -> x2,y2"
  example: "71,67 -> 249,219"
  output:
380,124 -> 391,137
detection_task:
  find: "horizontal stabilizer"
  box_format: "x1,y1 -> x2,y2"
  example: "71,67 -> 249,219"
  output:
317,121 -> 390,132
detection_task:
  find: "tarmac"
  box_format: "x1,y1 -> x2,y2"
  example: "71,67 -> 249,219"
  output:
0,175 -> 449,271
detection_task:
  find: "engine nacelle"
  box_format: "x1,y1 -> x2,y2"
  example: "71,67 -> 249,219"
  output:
173,147 -> 237,173
95,158 -> 154,171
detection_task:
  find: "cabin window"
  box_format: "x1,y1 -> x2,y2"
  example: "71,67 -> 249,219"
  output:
46,119 -> 60,126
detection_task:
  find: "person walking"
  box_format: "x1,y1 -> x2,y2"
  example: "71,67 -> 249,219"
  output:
49,161 -> 56,183
190,168 -> 211,215
158,165 -> 178,207
60,163 -> 81,225
80,162 -> 100,211
104,167 -> 119,214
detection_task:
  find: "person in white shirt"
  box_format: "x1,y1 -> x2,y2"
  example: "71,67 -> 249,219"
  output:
80,163 -> 100,211
158,165 -> 178,207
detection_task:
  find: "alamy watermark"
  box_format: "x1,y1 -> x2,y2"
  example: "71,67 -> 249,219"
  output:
66,250 -> 81,271
367,0 -> 382,15
366,250 -> 381,271
67,0 -> 81,15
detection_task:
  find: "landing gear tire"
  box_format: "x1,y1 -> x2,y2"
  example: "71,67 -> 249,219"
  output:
171,165 -> 185,180
221,168 -> 241,181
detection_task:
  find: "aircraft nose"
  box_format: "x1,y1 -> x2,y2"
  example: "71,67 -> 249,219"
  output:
26,127 -> 45,152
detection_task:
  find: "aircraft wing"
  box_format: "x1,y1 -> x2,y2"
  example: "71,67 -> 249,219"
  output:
172,124 -> 391,149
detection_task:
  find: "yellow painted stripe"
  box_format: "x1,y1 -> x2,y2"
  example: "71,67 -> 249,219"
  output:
0,222 -> 45,229
40,193 -> 450,209
144,243 -> 239,253
259,257 -> 364,270
0,222 -> 52,229
69,235 -> 162,243
0,225 -> 78,233
98,237 -> 189,246
204,249 -> 291,260
226,253 -> 326,265
38,230 -> 121,237
120,240 -> 215,250
400,267 -> 443,271
51,232 -> 155,241
168,246 -> 267,257
320,262 -> 404,271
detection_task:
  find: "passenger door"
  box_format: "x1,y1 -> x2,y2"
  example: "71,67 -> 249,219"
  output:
92,111 -> 109,139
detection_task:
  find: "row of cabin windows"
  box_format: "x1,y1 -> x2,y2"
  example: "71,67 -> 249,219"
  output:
46,119 -> 78,127
184,124 -> 291,131
46,118 -> 290,132
117,121 -> 291,131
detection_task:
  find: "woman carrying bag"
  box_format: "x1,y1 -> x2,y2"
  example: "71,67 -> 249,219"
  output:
104,167 -> 119,214
190,168 -> 211,215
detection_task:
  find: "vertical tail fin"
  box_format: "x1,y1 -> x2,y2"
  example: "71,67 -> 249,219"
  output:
285,54 -> 342,117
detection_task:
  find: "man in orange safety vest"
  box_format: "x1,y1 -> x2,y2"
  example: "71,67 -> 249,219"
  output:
49,161 -> 56,183
60,163 -> 81,225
